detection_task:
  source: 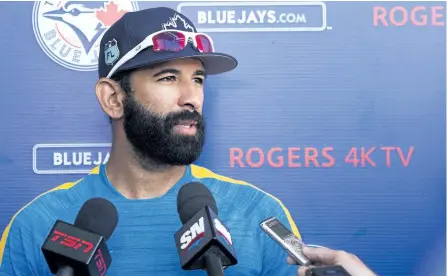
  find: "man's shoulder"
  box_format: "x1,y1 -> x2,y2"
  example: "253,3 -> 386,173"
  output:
190,165 -> 301,237
191,164 -> 280,205
0,167 -> 103,267
5,166 -> 102,230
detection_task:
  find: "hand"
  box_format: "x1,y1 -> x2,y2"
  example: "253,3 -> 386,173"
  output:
287,246 -> 377,276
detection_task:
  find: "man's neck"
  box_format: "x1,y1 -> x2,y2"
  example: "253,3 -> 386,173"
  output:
105,148 -> 187,200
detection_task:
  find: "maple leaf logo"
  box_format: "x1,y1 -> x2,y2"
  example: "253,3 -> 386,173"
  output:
96,1 -> 129,27
162,14 -> 195,32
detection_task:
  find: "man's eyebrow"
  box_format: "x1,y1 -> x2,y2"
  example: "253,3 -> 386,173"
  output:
152,68 -> 180,78
152,68 -> 207,78
195,69 -> 207,78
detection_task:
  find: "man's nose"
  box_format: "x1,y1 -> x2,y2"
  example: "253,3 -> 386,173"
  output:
178,84 -> 204,111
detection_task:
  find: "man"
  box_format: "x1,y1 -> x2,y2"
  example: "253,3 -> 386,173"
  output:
0,7 -> 302,275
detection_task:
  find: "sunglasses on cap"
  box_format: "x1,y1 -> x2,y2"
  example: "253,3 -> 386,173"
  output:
107,30 -> 214,78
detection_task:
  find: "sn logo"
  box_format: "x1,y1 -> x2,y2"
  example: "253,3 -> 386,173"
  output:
180,217 -> 205,250
214,218 -> 233,246
179,217 -> 234,250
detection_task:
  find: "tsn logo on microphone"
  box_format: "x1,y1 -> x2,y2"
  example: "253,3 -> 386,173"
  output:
49,229 -> 108,275
180,217 -> 233,251
51,230 -> 94,253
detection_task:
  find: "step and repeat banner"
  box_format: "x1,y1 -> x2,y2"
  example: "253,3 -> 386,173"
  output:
0,1 -> 445,275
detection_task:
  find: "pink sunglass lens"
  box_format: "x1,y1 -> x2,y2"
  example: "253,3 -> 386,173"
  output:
195,35 -> 213,52
152,31 -> 186,52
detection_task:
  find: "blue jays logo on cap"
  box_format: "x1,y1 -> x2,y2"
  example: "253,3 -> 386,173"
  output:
104,39 -> 119,65
32,0 -> 139,71
161,13 -> 195,32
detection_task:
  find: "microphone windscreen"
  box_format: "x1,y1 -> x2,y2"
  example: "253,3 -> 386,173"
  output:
177,182 -> 218,224
74,197 -> 118,241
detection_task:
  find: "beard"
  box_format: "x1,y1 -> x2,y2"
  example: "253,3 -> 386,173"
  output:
122,94 -> 205,168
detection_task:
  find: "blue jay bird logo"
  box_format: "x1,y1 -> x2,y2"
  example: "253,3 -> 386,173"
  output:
32,0 -> 139,71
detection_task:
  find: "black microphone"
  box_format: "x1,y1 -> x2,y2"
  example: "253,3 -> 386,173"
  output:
174,182 -> 237,276
41,197 -> 119,276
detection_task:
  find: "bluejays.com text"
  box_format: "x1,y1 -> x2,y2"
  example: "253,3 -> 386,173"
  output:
229,146 -> 415,168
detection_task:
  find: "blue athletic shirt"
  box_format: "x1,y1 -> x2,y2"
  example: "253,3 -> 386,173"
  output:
0,164 -> 302,275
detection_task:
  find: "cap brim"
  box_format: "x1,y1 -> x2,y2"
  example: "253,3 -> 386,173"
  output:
116,45 -> 238,76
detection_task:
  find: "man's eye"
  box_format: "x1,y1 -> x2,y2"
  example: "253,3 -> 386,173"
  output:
194,78 -> 204,85
159,76 -> 177,82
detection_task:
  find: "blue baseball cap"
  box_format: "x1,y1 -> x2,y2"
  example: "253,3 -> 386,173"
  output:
98,7 -> 238,79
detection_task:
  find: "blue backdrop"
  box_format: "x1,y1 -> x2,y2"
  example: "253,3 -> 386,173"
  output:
0,1 -> 445,275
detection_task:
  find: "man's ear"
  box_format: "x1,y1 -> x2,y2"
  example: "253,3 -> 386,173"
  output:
95,78 -> 126,120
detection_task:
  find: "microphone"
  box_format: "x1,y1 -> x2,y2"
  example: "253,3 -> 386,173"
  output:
41,197 -> 119,276
174,182 -> 237,276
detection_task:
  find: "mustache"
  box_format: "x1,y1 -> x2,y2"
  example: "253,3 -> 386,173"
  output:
165,110 -> 203,127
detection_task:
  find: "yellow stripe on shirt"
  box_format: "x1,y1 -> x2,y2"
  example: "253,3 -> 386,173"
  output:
190,164 -> 302,239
